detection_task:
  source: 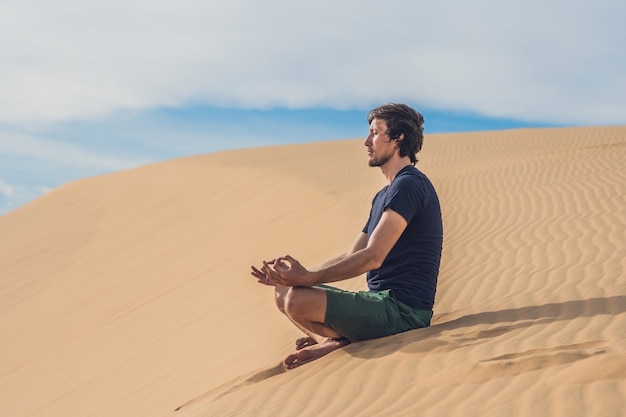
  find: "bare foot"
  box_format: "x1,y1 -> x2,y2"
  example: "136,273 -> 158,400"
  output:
295,336 -> 318,350
284,338 -> 350,369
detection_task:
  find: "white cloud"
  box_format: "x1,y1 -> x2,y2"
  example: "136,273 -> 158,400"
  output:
0,0 -> 624,125
0,179 -> 14,197
0,181 -> 54,216
0,132 -> 151,171
0,131 -> 154,215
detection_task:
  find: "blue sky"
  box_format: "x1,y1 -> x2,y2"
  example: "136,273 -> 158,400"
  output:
1,0 -> 624,215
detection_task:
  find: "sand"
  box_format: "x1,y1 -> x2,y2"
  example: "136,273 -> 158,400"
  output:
0,126 -> 624,417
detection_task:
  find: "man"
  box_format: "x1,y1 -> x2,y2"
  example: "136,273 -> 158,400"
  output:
251,103 -> 443,369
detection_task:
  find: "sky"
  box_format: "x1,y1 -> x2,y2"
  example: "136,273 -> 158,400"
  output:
1,0 -> 625,215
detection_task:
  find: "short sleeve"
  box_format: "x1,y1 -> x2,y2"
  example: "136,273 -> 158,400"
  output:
384,175 -> 427,223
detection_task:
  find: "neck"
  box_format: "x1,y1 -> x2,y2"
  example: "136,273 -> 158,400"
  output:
380,156 -> 413,184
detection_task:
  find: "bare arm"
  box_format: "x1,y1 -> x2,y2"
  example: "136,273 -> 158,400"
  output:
266,209 -> 408,287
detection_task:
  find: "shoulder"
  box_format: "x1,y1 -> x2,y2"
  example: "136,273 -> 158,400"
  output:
386,167 -> 438,214
390,166 -> 431,193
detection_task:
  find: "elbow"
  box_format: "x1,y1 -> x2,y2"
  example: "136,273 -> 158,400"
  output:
362,247 -> 386,271
368,255 -> 384,271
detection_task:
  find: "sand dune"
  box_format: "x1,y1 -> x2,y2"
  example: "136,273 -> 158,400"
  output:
1,127 -> 624,417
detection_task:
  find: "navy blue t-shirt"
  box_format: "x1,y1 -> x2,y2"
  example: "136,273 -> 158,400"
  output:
362,165 -> 443,310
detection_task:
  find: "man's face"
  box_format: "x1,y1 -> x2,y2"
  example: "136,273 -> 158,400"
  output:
365,118 -> 395,167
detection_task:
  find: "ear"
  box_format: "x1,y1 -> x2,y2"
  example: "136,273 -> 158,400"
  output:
395,133 -> 404,144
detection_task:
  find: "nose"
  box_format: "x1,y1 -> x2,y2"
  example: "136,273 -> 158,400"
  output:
364,133 -> 372,147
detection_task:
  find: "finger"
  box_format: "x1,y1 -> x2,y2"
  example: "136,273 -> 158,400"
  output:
264,274 -> 281,286
262,262 -> 280,280
256,276 -> 271,285
274,260 -> 288,271
275,256 -> 292,269
250,266 -> 266,279
265,261 -> 283,274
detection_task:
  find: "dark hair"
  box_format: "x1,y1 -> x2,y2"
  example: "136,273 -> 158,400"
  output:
367,103 -> 425,164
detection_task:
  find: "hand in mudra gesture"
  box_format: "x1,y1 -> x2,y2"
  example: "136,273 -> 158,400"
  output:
250,255 -> 316,287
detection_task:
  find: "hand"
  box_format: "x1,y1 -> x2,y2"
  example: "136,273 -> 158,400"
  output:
250,259 -> 278,286
271,255 -> 317,287
250,256 -> 316,287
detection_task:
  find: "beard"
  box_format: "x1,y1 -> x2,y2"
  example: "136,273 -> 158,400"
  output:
368,151 -> 393,167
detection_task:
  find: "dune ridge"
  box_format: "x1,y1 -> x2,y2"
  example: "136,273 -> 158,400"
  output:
1,127 -> 624,417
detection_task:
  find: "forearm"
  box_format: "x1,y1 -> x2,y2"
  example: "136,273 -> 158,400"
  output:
312,247 -> 381,285
266,212 -> 405,288
310,253 -> 348,272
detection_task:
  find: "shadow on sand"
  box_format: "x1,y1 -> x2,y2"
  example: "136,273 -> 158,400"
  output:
345,295 -> 626,359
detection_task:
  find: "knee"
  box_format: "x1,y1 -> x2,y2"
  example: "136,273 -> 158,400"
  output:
275,287 -> 321,319
274,285 -> 289,314
282,287 -> 308,318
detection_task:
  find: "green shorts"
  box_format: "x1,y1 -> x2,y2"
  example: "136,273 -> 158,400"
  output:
321,285 -> 433,342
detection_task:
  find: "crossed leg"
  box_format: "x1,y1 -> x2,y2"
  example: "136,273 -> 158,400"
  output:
274,285 -> 350,369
